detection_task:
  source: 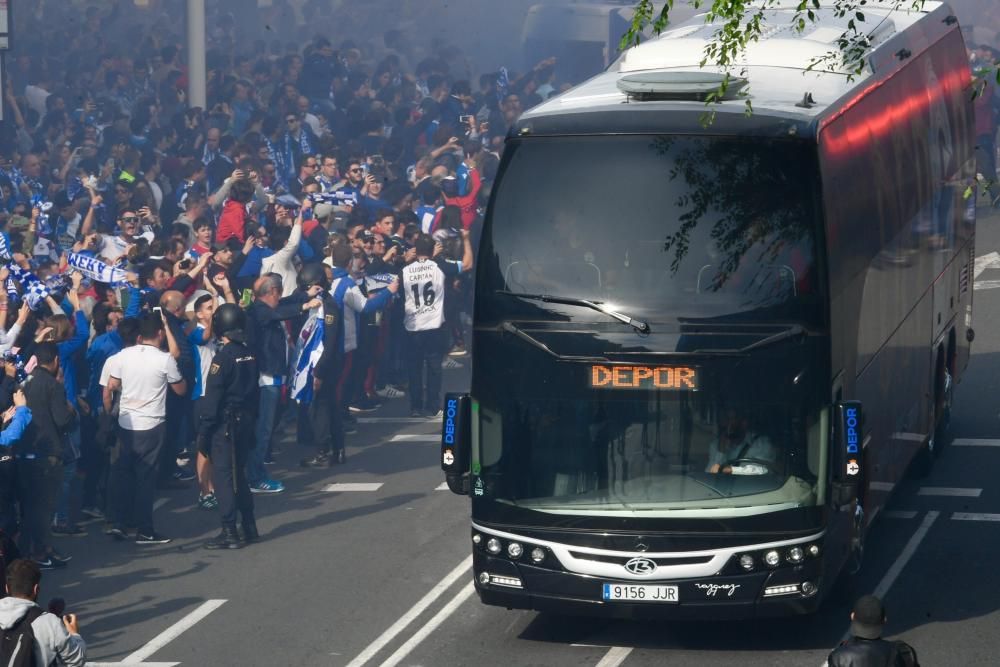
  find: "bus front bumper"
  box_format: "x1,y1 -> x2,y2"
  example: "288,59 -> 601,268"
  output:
473,551 -> 825,620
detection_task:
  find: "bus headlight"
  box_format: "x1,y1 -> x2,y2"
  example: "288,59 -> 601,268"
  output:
530,547 -> 546,564
763,550 -> 781,567
472,533 -> 482,545
487,538 -> 502,555
787,547 -> 804,563
739,554 -> 755,571
807,544 -> 820,557
507,542 -> 523,559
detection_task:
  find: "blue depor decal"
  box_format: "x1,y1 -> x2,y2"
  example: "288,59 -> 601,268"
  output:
845,406 -> 859,454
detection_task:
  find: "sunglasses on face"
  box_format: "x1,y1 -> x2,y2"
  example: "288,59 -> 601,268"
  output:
305,163 -> 318,169
349,167 -> 362,173
121,216 -> 138,223
286,118 -> 298,124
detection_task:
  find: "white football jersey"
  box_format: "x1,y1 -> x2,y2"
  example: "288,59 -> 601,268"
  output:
402,258 -> 461,331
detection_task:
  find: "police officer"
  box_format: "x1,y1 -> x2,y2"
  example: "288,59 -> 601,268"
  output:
198,304 -> 260,550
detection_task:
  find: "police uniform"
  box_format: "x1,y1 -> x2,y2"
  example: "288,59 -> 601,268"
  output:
198,334 -> 260,548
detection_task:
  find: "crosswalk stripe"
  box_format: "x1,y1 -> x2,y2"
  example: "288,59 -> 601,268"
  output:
435,482 -> 449,491
390,434 -> 440,442
952,512 -> 1000,522
952,438 -> 1000,447
357,417 -> 436,424
323,483 -> 384,492
918,487 -> 982,497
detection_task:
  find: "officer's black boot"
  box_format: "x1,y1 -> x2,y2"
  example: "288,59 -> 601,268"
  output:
204,524 -> 243,550
300,450 -> 331,468
241,520 -> 260,544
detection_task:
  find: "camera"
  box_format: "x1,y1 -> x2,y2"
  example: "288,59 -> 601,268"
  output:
178,258 -> 194,270
459,115 -> 473,123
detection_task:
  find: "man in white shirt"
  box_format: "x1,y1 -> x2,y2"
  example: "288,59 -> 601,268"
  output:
101,312 -> 187,544
705,409 -> 777,476
401,230 -> 472,417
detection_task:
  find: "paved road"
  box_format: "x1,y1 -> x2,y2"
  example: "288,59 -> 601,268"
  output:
52,208 -> 1000,666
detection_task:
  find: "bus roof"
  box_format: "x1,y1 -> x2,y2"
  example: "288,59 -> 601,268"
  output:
518,1 -> 956,135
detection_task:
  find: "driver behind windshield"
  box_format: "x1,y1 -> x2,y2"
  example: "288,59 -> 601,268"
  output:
705,409 -> 776,475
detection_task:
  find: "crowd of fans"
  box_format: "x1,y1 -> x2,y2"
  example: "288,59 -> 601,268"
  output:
0,0 -> 569,574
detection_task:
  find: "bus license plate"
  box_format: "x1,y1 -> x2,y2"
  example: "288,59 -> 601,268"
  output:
602,583 -> 678,602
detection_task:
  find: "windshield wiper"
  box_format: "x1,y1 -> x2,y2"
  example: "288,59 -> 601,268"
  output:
738,324 -> 806,353
496,290 -> 651,334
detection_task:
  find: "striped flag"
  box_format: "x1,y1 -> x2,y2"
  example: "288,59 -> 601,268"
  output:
290,303 -> 325,405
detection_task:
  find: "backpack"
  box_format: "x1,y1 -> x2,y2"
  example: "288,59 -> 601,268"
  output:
0,606 -> 43,667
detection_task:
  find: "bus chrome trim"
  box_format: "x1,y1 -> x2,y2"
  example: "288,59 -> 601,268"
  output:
471,522 -> 826,581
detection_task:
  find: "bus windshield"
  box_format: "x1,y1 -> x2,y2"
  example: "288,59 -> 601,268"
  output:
473,347 -> 828,519
481,135 -> 823,325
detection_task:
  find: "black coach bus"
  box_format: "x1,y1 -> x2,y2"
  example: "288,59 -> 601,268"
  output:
441,2 -> 976,618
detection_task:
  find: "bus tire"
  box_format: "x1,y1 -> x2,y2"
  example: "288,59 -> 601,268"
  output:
913,360 -> 952,477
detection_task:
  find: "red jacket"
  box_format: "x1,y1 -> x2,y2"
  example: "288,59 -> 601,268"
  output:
444,168 -> 482,230
216,199 -> 248,244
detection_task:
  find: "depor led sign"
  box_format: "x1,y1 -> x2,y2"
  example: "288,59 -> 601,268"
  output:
589,365 -> 698,390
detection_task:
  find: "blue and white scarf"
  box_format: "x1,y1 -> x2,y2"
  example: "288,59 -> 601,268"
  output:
281,130 -> 314,185
67,252 -> 131,286
8,264 -> 50,310
290,303 -> 325,405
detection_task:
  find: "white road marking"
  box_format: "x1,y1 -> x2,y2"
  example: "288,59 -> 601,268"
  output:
322,483 -> 384,492
153,498 -> 169,511
435,482 -> 450,491
952,438 -> 1000,447
595,646 -> 634,667
974,280 -> 1000,291
869,481 -> 895,492
356,417 -> 436,424
873,511 -> 939,600
826,510 -> 940,654
380,581 -> 477,667
344,555 -> 472,667
88,663 -> 179,666
952,512 -> 1000,522
122,600 -> 226,664
973,251 -> 1000,278
389,434 -> 440,442
883,511 -> 918,520
918,486 -> 982,497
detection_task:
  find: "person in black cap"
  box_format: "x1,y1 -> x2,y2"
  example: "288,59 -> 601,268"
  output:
826,594 -> 919,666
197,304 -> 260,550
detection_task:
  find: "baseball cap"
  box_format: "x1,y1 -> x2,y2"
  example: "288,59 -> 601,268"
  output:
850,595 -> 886,640
212,238 -> 241,253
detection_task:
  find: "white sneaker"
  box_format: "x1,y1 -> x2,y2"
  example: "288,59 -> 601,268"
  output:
442,357 -> 463,369
375,385 -> 406,399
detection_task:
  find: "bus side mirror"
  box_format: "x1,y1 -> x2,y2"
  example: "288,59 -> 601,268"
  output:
831,401 -> 863,507
441,393 -> 471,495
